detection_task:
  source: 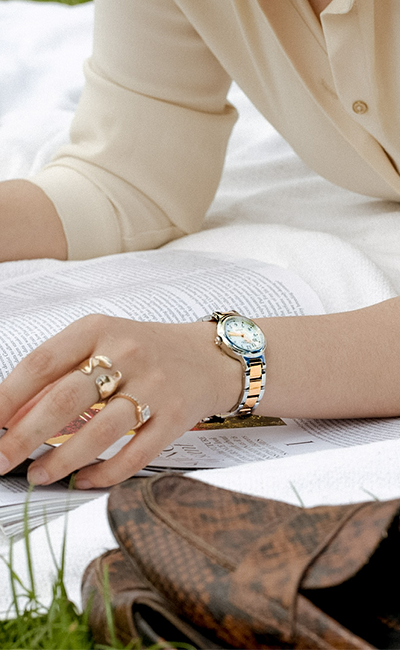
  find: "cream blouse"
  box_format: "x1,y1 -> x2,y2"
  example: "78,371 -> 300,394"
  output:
31,0 -> 400,259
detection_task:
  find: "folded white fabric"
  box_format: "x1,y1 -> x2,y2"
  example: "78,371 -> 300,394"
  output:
191,436 -> 400,508
0,0 -> 91,180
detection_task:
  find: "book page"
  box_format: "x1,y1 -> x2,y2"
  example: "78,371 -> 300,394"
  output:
27,409 -> 400,471
292,416 -> 400,446
124,419 -> 336,469
132,414 -> 400,469
0,250 -> 323,379
0,475 -> 105,507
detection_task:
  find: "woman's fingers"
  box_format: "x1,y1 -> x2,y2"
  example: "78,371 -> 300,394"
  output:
4,381 -> 60,429
0,362 -> 109,475
0,315 -> 104,426
26,391 -> 189,488
73,412 -> 187,488
26,396 -> 139,486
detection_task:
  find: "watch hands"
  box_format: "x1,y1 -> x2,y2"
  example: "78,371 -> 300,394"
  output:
227,331 -> 253,343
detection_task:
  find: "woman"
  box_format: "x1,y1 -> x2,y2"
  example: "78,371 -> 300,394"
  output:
0,0 -> 399,489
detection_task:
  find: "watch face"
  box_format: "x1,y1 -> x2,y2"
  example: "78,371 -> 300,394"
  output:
223,316 -> 265,355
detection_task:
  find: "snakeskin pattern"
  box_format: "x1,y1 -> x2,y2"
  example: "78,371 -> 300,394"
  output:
89,474 -> 400,649
81,548 -> 219,648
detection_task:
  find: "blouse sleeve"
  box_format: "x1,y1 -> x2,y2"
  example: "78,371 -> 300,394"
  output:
30,0 -> 237,259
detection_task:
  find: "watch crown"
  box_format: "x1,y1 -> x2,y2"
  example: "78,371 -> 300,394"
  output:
215,335 -> 222,346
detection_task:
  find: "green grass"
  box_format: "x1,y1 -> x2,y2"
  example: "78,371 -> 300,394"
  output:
0,491 -> 193,650
0,492 -> 131,650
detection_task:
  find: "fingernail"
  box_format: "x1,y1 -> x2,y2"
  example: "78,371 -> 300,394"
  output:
0,452 -> 10,474
28,466 -> 49,486
75,478 -> 93,490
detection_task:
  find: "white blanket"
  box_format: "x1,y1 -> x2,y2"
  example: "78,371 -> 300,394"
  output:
1,0 -> 400,614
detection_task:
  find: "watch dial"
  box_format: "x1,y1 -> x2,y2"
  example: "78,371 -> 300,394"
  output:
224,316 -> 265,354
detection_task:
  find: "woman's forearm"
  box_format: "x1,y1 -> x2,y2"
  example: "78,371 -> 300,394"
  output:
0,299 -> 398,487
255,297 -> 400,419
0,179 -> 67,260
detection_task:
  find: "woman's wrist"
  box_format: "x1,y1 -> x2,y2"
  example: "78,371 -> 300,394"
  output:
189,320 -> 244,420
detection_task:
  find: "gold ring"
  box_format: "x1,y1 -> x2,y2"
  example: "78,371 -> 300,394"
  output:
95,372 -> 122,400
108,392 -> 151,430
77,355 -> 112,375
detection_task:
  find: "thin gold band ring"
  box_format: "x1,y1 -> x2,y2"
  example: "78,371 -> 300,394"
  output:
108,392 -> 151,430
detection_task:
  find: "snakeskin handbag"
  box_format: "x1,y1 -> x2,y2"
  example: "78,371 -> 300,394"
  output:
82,474 -> 400,649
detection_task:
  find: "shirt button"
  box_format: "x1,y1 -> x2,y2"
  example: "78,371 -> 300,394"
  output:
352,100 -> 368,115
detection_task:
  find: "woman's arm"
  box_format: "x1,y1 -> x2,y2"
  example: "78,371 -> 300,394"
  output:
0,297 -> 398,489
2,0 -> 236,262
0,180 -> 67,261
28,0 -> 236,260
255,296 -> 400,420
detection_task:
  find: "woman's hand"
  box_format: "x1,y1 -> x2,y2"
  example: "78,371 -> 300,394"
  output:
4,297 -> 398,490
0,315 -> 241,488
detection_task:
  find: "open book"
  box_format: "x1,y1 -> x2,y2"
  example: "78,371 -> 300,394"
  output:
1,249 -> 399,537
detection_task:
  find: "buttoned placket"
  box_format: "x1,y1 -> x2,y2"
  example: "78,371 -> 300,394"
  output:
257,0 -> 400,194
322,1 -> 377,134
322,0 -> 400,175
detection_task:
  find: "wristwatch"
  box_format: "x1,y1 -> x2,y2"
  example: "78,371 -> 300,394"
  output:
201,310 -> 266,420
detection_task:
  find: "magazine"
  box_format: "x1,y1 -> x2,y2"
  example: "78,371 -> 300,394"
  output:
0,249 -> 399,537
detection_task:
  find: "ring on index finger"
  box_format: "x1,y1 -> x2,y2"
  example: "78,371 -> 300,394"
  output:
77,355 -> 113,375
108,392 -> 151,430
